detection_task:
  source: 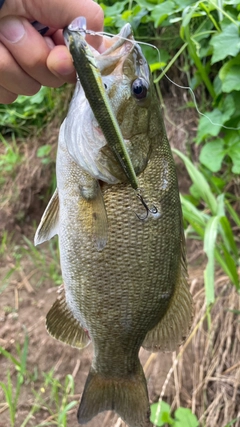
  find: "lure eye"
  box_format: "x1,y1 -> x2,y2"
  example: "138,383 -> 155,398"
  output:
131,78 -> 148,100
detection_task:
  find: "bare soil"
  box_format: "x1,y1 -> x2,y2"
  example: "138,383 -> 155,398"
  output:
0,92 -> 239,427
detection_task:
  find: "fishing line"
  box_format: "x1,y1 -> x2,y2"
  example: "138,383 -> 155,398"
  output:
83,28 -> 240,132
161,74 -> 240,131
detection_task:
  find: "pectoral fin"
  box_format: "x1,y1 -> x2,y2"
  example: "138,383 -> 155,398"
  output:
46,285 -> 91,349
34,189 -> 59,246
80,180 -> 108,251
142,237 -> 193,352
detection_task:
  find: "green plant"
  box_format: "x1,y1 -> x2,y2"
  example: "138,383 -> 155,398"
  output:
0,334 -> 29,427
151,401 -> 199,426
0,85 -> 68,137
224,418 -> 240,427
173,149 -> 239,303
37,144 -> 53,165
22,236 -> 62,286
42,370 -> 77,427
0,134 -> 23,185
0,337 -> 77,427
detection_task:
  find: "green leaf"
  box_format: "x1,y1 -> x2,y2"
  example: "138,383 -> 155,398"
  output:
136,0 -> 158,11
210,23 -> 240,64
150,401 -> 174,426
181,5 -> 198,28
199,139 -> 225,172
228,143 -> 240,173
219,216 -> 239,258
226,201 -> 240,227
104,16 -> 115,26
215,248 -> 240,289
181,196 -> 208,228
221,94 -> 236,122
150,62 -> 166,71
221,245 -> 240,288
100,1 -> 127,16
221,65 -> 240,93
151,1 -> 176,27
174,407 -> 199,427
37,144 -> 52,158
0,346 -> 21,368
204,216 -> 220,304
224,418 -> 240,427
196,109 -> 223,143
181,197 -> 208,238
175,0 -> 197,7
221,131 -> 240,173
172,149 -> 218,215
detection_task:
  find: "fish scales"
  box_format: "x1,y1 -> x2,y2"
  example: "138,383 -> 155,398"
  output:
35,22 -> 193,427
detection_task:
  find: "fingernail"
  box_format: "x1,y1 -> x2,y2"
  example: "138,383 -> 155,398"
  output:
0,18 -> 25,43
54,51 -> 75,76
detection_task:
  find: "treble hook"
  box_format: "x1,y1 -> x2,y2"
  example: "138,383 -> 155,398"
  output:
136,193 -> 158,221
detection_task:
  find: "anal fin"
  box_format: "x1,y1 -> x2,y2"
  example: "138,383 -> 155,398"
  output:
34,188 -> 59,246
46,285 -> 91,349
142,242 -> 193,352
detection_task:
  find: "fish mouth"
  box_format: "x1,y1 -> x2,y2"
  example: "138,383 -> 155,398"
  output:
97,24 -> 150,84
64,20 -> 149,89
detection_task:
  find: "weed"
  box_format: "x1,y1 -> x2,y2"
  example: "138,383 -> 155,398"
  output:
37,144 -> 53,165
22,236 -> 62,286
151,401 -> 199,426
0,334 -> 29,427
173,148 -> 239,303
0,134 -> 23,186
0,335 -> 78,427
0,85 -> 70,138
34,371 -> 77,427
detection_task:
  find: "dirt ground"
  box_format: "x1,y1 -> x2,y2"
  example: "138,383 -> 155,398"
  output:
0,92 -> 239,427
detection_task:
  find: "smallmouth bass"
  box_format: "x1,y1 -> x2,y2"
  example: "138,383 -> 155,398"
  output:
35,21 -> 193,427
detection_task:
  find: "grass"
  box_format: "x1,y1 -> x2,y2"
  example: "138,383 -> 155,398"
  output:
0,338 -> 78,427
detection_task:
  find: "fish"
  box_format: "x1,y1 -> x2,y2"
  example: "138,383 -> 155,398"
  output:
34,20 -> 193,427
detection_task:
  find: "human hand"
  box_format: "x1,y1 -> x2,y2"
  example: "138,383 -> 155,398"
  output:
0,0 -> 104,103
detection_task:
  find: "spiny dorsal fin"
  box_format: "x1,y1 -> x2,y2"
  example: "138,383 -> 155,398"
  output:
34,189 -> 59,246
142,232 -> 193,352
46,285 -> 91,349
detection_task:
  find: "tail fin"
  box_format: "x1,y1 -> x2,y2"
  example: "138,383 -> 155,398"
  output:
77,365 -> 151,427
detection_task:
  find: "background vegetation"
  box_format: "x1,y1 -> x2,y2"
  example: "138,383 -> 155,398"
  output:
0,1 -> 239,426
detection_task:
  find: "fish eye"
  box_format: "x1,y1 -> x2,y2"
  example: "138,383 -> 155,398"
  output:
131,78 -> 148,100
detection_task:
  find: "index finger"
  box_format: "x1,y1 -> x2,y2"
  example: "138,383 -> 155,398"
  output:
1,0 -> 104,48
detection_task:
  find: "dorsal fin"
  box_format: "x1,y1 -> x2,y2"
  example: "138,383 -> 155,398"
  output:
46,285 -> 91,349
34,189 -> 59,246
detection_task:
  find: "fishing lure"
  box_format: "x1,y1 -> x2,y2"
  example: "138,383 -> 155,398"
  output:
64,17 -> 139,191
